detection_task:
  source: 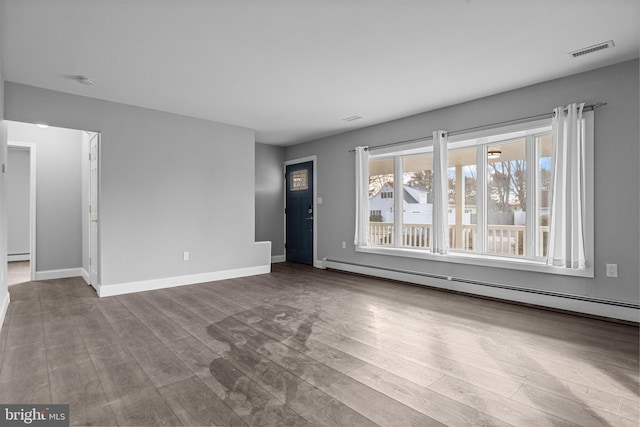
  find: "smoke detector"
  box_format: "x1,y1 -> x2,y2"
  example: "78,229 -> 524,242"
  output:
76,75 -> 94,85
568,40 -> 614,58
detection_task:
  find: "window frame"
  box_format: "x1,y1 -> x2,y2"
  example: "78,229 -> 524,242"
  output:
357,114 -> 594,278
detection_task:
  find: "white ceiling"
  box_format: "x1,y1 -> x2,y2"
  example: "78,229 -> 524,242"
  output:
2,1 -> 638,146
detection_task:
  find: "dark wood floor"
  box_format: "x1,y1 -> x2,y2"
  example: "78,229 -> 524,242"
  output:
0,263 -> 638,426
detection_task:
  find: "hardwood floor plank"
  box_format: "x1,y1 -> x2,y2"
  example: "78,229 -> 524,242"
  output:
129,342 -> 193,388
164,335 -> 220,379
117,293 -> 165,320
49,358 -> 118,427
158,375 -> 246,427
617,396 -> 640,422
0,369 -> 51,404
143,292 -> 210,328
348,363 -> 510,426
41,306 -> 77,336
344,319 -> 636,408
205,312 -> 441,426
512,383 -> 639,427
5,322 -> 44,348
110,316 -> 164,349
71,305 -> 122,350
429,375 -> 578,427
92,360 -> 155,402
95,296 -> 137,323
137,312 -> 190,343
204,330 -> 376,427
87,342 -> 156,402
109,387 -> 183,427
47,349 -> 92,372
44,328 -> 86,354
0,341 -> 48,382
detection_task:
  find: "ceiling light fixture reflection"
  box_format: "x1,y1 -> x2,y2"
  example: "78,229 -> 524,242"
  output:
487,149 -> 502,159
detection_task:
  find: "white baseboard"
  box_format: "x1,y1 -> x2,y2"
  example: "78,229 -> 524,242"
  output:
80,269 -> 90,285
324,260 -> 640,323
0,291 -> 10,335
8,254 -> 30,262
314,259 -> 326,269
98,263 -> 272,297
271,255 -> 286,263
35,268 -> 84,281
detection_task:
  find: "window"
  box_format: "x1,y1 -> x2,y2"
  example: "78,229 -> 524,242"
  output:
358,114 -> 594,277
370,210 -> 382,221
448,147 -> 477,252
402,153 -> 432,248
369,157 -> 394,245
486,138 -> 526,257
290,169 -> 308,191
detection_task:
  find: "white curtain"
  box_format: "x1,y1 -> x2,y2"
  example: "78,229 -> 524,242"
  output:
432,130 -> 449,254
354,146 -> 370,246
547,103 -> 586,269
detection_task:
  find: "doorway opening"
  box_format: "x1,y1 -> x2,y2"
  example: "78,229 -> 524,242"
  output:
6,121 -> 100,290
7,142 -> 35,286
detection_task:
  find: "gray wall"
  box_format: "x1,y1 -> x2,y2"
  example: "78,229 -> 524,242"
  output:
7,147 -> 30,256
0,0 -> 8,308
8,122 -> 83,272
286,59 -> 640,305
255,143 -> 285,257
5,82 -> 268,286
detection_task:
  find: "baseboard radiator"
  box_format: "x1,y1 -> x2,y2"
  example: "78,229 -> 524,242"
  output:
324,258 -> 640,310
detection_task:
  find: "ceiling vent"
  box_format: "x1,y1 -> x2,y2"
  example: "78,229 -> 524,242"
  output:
342,115 -> 363,122
568,40 -> 614,58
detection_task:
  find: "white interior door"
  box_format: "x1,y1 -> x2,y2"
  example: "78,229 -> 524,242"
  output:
89,133 -> 99,287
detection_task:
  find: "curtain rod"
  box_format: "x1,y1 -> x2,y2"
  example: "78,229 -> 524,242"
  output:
349,102 -> 606,153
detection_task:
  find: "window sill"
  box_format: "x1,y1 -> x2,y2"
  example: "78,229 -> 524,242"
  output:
355,245 -> 594,278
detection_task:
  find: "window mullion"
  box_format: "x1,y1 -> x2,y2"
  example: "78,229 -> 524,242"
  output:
526,135 -> 536,260
394,156 -> 403,248
476,145 -> 486,254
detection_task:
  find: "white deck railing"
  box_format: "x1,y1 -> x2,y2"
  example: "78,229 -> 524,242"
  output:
369,222 -> 549,257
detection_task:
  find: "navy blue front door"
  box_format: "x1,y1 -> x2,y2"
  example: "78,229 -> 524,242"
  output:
286,162 -> 313,265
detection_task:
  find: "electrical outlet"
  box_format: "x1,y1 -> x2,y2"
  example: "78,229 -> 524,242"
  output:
605,263 -> 617,278
183,251 -> 189,261
341,241 -> 346,249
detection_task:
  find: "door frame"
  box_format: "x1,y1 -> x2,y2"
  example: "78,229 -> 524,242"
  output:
7,141 -> 37,282
283,155 -> 318,268
88,132 -> 101,290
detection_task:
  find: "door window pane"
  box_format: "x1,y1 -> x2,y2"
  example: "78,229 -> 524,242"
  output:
369,157 -> 394,246
486,139 -> 527,257
448,148 -> 477,252
402,153 -> 433,248
290,169 -> 308,191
